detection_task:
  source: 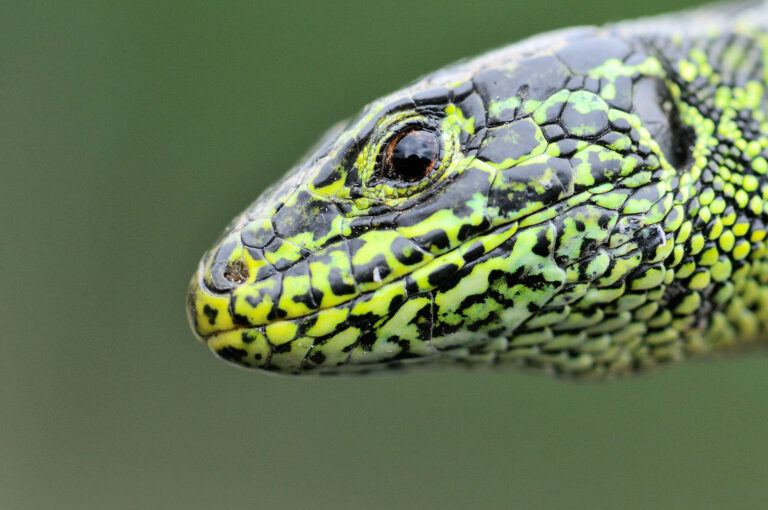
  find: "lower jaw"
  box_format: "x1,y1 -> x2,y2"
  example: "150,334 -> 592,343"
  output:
207,324 -> 338,373
206,328 -> 281,371
205,324 -> 447,374
206,327 -> 445,375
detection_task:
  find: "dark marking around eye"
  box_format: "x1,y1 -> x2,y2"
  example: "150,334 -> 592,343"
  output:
383,129 -> 439,183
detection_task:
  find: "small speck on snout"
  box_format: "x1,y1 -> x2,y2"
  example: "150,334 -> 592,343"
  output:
223,260 -> 249,284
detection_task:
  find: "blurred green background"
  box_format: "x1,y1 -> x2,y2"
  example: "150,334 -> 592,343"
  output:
3,1 -> 767,508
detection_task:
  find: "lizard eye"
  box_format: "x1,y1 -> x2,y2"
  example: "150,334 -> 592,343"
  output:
382,128 -> 440,183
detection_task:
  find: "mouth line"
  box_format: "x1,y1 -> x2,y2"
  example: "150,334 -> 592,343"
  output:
202,323 -> 262,343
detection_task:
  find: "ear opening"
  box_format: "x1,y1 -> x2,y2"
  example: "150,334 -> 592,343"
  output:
632,77 -> 693,169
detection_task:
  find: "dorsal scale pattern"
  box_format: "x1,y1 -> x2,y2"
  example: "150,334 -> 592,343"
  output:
187,2 -> 768,376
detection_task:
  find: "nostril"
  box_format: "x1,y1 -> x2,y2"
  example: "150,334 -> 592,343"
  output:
207,257 -> 249,293
223,260 -> 249,284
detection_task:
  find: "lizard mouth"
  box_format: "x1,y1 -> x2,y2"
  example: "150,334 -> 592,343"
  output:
188,216 -> 527,334
186,216 -> 533,371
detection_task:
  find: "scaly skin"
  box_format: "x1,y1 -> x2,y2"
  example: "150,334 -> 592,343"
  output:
187,2 -> 768,376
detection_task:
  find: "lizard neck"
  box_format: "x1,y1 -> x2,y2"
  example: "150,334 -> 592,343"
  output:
650,27 -> 768,350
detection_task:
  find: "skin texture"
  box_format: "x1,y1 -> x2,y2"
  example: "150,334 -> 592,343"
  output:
187,2 -> 768,376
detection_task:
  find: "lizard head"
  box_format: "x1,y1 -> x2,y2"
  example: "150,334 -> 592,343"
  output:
188,31 -> 692,374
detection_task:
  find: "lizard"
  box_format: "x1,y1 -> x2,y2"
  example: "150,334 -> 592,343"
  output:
187,1 -> 768,377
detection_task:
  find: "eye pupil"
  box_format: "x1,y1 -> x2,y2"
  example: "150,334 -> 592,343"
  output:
384,129 -> 439,182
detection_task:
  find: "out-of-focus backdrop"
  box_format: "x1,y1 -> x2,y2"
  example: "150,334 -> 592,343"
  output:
3,1 -> 767,508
